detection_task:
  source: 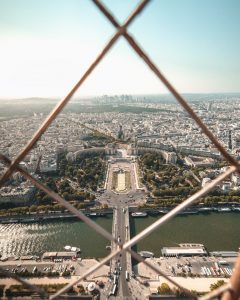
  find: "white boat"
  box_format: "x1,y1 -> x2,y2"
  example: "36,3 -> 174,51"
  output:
71,247 -> 81,253
232,207 -> 240,211
64,245 -> 81,253
89,213 -> 97,217
139,251 -> 154,258
198,207 -> 212,212
131,212 -> 147,217
64,245 -> 71,251
218,207 -> 231,212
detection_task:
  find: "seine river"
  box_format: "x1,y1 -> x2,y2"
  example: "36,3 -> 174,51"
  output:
0,213 -> 239,258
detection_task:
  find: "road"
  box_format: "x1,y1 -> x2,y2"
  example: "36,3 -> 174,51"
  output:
117,205 -> 130,298
99,152 -> 147,299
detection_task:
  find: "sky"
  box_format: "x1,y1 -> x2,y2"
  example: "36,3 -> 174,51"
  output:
0,0 -> 239,98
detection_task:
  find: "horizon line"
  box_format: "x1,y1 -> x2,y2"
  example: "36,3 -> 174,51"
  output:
1,91 -> 240,101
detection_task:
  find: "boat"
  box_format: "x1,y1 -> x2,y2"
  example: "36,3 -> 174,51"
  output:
179,243 -> 204,248
64,245 -> 81,253
71,247 -> 81,253
131,212 -> 147,217
22,218 -> 36,223
88,212 -> 107,217
179,209 -> 198,215
89,213 -> 97,217
217,207 -> 231,212
139,251 -> 154,258
0,220 -> 12,224
64,245 -> 71,251
232,207 -> 240,212
158,209 -> 168,214
7,219 -> 19,223
106,245 -> 111,250
198,207 -> 213,212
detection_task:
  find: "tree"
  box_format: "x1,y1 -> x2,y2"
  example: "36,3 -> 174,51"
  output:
62,192 -> 70,200
29,205 -> 37,213
78,284 -> 85,295
158,283 -> 172,295
210,280 -> 226,291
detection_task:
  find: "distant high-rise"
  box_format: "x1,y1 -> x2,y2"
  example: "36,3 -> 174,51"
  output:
117,124 -> 124,140
228,130 -> 232,150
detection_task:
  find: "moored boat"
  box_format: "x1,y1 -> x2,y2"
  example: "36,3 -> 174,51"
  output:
179,209 -> 198,215
64,245 -> 81,253
71,246 -> 81,253
131,212 -> 147,217
139,251 -> 154,258
217,207 -> 231,212
198,207 -> 213,212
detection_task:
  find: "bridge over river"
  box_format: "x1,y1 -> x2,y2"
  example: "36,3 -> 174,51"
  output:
98,149 -> 147,299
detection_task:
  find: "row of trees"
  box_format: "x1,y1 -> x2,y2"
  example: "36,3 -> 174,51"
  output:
62,153 -> 106,192
138,153 -> 199,200
139,152 -> 240,205
0,202 -> 89,216
157,280 -> 226,296
34,152 -> 106,208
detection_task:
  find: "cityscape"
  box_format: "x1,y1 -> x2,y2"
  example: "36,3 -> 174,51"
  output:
0,95 -> 240,299
0,0 -> 240,299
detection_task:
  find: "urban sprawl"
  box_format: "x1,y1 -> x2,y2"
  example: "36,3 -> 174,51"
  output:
0,95 -> 240,299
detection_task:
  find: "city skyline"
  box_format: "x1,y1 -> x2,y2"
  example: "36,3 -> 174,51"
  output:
0,0 -> 239,98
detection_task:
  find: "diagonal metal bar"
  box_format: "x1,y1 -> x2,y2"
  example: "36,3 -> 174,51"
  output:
0,1 -> 238,299
49,249 -> 118,299
0,153 -> 116,244
0,0 -> 151,187
50,246 -> 195,300
199,283 -> 231,300
129,249 -> 197,299
0,268 -> 47,299
122,165 -> 236,249
92,0 -> 240,171
0,153 -> 195,299
222,256 -> 240,300
0,154 -> 235,299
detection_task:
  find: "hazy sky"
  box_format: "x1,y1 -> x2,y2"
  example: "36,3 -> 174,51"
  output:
0,0 -> 239,98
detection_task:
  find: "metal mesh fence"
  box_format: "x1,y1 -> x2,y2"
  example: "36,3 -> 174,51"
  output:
0,0 -> 239,299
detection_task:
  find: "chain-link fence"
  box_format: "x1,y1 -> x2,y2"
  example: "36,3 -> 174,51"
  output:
0,0 -> 239,299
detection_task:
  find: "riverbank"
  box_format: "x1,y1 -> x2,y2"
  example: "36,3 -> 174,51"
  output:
0,211 -> 111,224
1,203 -> 240,224
0,212 -> 240,258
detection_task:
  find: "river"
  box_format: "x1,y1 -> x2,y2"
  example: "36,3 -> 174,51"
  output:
0,212 -> 239,258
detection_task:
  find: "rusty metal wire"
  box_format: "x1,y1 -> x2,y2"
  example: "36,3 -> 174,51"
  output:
92,0 -> 240,172
0,268 -> 47,299
221,256 -> 240,300
0,0 -> 239,299
0,153 -> 196,298
0,0 -> 150,188
200,283 -> 232,300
